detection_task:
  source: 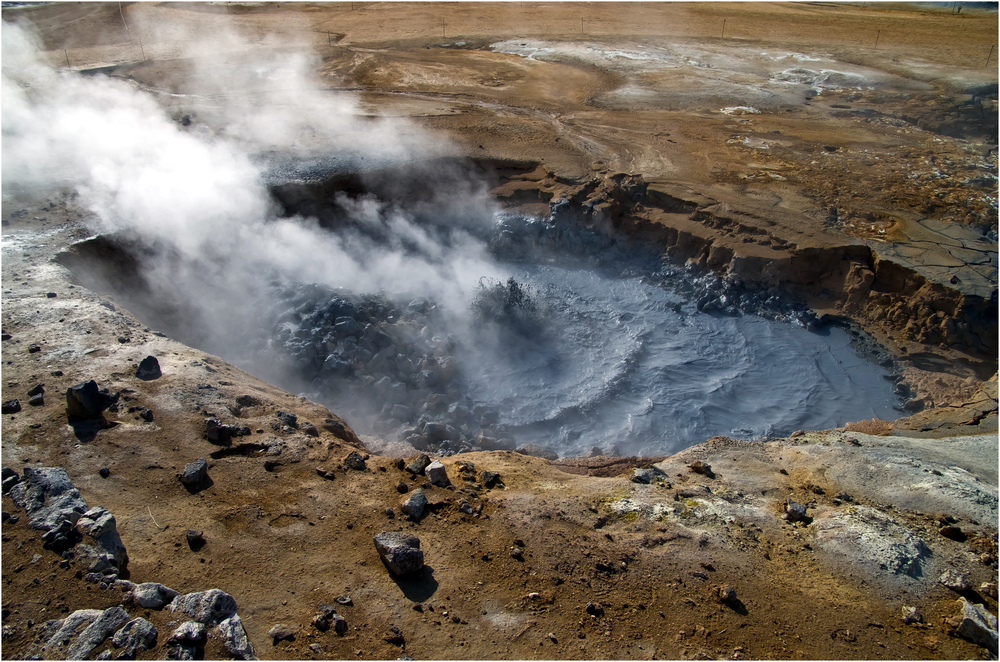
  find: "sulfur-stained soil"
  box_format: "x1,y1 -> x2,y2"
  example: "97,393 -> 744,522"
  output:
1,2 -> 997,661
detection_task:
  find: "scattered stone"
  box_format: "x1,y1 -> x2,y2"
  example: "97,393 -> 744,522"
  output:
547,632 -> 558,643
267,624 -> 296,642
169,621 -> 207,646
383,625 -> 405,645
401,488 -> 428,519
98,467 -> 110,479
902,606 -> 923,624
9,466 -> 88,533
406,454 -> 431,475
301,422 -> 319,437
168,589 -> 238,624
330,614 -> 348,635
217,613 -> 257,660
344,451 -> 367,471
316,467 -> 335,480
135,356 -> 162,380
186,530 -> 205,546
951,598 -> 998,654
205,418 -> 245,445
275,411 -> 298,428
28,343 -> 41,353
65,606 -> 130,660
66,381 -> 103,419
335,595 -> 353,606
42,609 -> 103,653
785,499 -> 808,522
480,471 -> 504,489
2,399 -> 22,414
309,643 -> 322,653
586,602 -> 604,616
179,459 -> 208,487
27,393 -> 43,407
133,582 -> 180,610
939,569 -> 972,592
425,460 -> 450,486
939,525 -> 966,541
386,508 -> 395,518
631,466 -> 666,484
27,384 -> 44,397
74,506 -> 129,575
396,481 -> 408,493
510,547 -> 524,560
1,467 -> 19,494
983,583 -> 998,599
111,617 -> 158,658
373,531 -> 425,576
718,585 -> 737,604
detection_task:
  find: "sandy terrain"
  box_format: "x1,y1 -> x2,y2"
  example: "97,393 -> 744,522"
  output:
1,2 -> 997,661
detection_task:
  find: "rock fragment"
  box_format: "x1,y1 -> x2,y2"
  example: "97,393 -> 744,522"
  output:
344,451 -> 367,471
406,454 -> 431,475
179,459 -> 208,487
480,470 -> 504,489
373,531 -> 425,576
939,569 -> 972,592
132,582 -> 180,609
785,499 -> 807,522
217,614 -> 257,660
66,606 -> 130,660
425,460 -> 450,486
401,488 -> 428,519
111,617 -> 158,658
66,381 -> 103,419
516,444 -> 558,461
718,585 -> 738,604
902,606 -> 922,624
950,598 -> 998,654
267,624 -> 295,642
2,399 -> 21,414
135,356 -> 162,380
169,589 -> 238,624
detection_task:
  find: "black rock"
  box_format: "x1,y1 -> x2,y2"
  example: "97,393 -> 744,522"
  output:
344,451 -> 367,471
27,384 -> 44,397
586,601 -> 604,616
27,394 -> 44,407
28,344 -> 41,353
481,471 -> 504,489
276,411 -> 298,428
179,459 -> 208,486
301,422 -> 319,437
66,381 -> 102,419
2,400 -> 21,415
135,356 -> 162,380
405,454 -> 431,475
383,625 -> 405,645
99,468 -> 110,479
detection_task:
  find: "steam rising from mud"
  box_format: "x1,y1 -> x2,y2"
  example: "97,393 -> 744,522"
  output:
2,19 -> 502,359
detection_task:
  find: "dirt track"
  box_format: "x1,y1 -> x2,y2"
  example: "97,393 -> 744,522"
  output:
1,2 -> 998,661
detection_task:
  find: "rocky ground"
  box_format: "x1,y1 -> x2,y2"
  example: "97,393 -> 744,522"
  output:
2,2 -> 998,660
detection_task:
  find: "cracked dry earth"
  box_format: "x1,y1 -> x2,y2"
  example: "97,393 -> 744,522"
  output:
2,2 -> 999,661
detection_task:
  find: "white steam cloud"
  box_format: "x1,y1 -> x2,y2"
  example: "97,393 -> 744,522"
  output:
2,18 -> 505,362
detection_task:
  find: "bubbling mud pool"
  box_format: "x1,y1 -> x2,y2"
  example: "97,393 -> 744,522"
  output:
459,262 -> 899,457
57,197 -> 902,460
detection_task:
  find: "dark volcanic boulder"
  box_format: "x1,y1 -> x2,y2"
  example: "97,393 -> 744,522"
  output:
373,531 -> 424,576
135,355 -> 162,380
66,381 -> 102,420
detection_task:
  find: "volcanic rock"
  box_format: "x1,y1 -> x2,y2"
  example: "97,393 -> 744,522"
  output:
179,459 -> 208,487
951,598 -> 998,654
939,569 -> 972,592
169,589 -> 238,624
902,605 -> 922,624
135,355 -> 162,380
217,614 -> 257,660
401,488 -> 428,519
344,451 -> 367,471
27,393 -> 43,406
168,621 -> 207,646
9,466 -> 88,532
66,381 -> 103,419
406,454 -> 431,475
74,506 -> 128,574
267,623 -> 295,642
65,606 -> 130,660
785,499 -> 808,522
425,459 -> 450,486
373,531 -> 425,576
111,617 -> 158,658
132,582 -> 181,609
1,399 -> 22,415
480,471 -> 504,489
